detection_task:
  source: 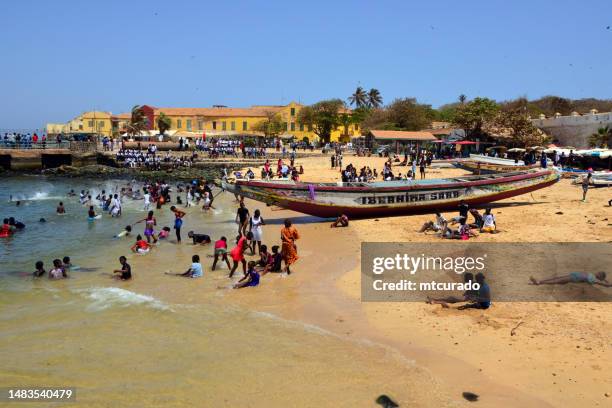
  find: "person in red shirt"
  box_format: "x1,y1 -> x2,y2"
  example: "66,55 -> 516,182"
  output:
130,234 -> 151,254
32,133 -> 38,143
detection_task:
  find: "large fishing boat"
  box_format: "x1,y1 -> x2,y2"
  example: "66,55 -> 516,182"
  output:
220,169 -> 560,218
453,155 -> 539,174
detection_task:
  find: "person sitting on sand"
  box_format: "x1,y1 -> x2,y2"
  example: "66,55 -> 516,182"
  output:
457,273 -> 491,310
57,201 -> 66,214
113,256 -> 132,280
131,234 -> 151,254
188,231 -> 211,245
233,261 -> 260,289
480,208 -> 498,233
426,273 -> 477,308
331,214 -> 349,228
468,208 -> 484,230
49,259 -> 68,279
167,255 -> 203,278
419,212 -> 447,233
34,261 -> 46,277
255,244 -> 273,271
212,236 -> 231,271
530,271 -> 610,287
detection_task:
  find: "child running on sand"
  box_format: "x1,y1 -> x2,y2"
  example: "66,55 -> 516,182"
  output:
112,256 -> 132,280
233,261 -> 260,289
530,272 -> 610,287
212,237 -> 231,270
131,235 -> 151,254
166,255 -> 203,278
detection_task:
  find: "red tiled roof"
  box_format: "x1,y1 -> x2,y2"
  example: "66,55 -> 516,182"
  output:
369,130 -> 437,141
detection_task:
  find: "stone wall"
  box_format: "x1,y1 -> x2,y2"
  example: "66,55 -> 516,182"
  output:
531,112 -> 612,148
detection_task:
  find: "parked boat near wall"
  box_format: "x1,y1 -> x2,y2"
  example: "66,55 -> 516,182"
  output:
453,155 -> 539,174
220,169 -> 560,218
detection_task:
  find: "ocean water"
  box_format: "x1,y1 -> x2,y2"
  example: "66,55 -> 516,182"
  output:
0,176 -> 441,407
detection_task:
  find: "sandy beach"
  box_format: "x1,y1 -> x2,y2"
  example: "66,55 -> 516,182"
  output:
227,154 -> 612,407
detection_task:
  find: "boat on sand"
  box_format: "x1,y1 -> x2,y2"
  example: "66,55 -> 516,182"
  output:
220,169 -> 560,218
453,155 -> 539,174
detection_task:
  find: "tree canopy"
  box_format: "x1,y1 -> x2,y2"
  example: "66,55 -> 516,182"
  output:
251,111 -> 286,138
126,105 -> 149,137
156,112 -> 171,135
452,97 -> 499,139
297,99 -> 344,143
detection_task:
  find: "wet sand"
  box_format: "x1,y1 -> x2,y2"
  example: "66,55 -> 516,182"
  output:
229,154 -> 612,407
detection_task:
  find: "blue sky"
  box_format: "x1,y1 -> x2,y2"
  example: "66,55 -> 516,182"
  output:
1,0 -> 611,129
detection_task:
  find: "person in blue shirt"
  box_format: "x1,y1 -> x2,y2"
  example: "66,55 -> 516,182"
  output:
233,261 -> 260,289
166,255 -> 203,278
458,273 -> 491,310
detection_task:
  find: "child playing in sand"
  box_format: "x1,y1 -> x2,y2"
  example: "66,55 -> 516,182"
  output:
480,208 -> 498,233
457,273 -> 491,310
530,272 -> 610,287
131,235 -> 151,254
233,261 -> 260,289
420,212 -> 446,233
113,256 -> 132,280
426,273 -> 477,308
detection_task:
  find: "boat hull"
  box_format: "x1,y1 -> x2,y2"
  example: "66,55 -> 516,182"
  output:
453,160 -> 539,174
221,170 -> 560,219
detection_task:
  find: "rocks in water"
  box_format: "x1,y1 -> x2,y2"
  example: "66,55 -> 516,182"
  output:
462,391 -> 479,402
376,394 -> 399,407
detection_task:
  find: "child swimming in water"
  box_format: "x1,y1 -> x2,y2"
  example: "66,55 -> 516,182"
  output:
166,255 -> 203,278
131,234 -> 151,254
34,261 -> 45,277
49,259 -> 67,279
88,206 -> 97,220
57,202 -> 66,214
115,225 -> 132,238
158,226 -> 171,239
233,261 -> 260,289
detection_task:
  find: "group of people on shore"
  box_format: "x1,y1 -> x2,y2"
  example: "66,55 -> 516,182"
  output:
419,200 -> 498,239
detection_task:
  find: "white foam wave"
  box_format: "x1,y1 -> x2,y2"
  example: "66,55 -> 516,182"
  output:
74,287 -> 171,312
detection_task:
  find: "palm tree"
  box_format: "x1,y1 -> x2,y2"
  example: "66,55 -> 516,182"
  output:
367,88 -> 383,108
458,94 -> 467,104
156,112 -> 171,136
348,86 -> 368,108
126,105 -> 149,138
588,126 -> 611,148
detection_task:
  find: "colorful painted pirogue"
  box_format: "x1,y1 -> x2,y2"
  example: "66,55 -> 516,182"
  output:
220,169 -> 560,218
453,155 -> 539,174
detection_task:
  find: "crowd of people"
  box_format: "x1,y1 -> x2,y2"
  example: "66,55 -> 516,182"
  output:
2,132 -> 63,148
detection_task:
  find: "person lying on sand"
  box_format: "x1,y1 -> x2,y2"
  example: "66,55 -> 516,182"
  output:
426,273 -> 477,307
457,273 -> 491,310
419,212 -> 446,233
530,272 -> 610,287
331,214 -> 349,228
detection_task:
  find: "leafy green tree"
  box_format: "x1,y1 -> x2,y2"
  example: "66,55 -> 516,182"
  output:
297,99 -> 344,143
251,111 -> 286,138
452,97 -> 499,139
361,98 -> 434,132
458,94 -> 467,104
490,109 -> 550,147
588,126 -> 611,148
156,112 -> 171,135
126,105 -> 149,137
348,86 -> 368,108
367,88 -> 383,108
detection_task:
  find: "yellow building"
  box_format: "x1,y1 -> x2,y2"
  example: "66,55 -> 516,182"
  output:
46,111 -> 113,137
148,102 -> 359,143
